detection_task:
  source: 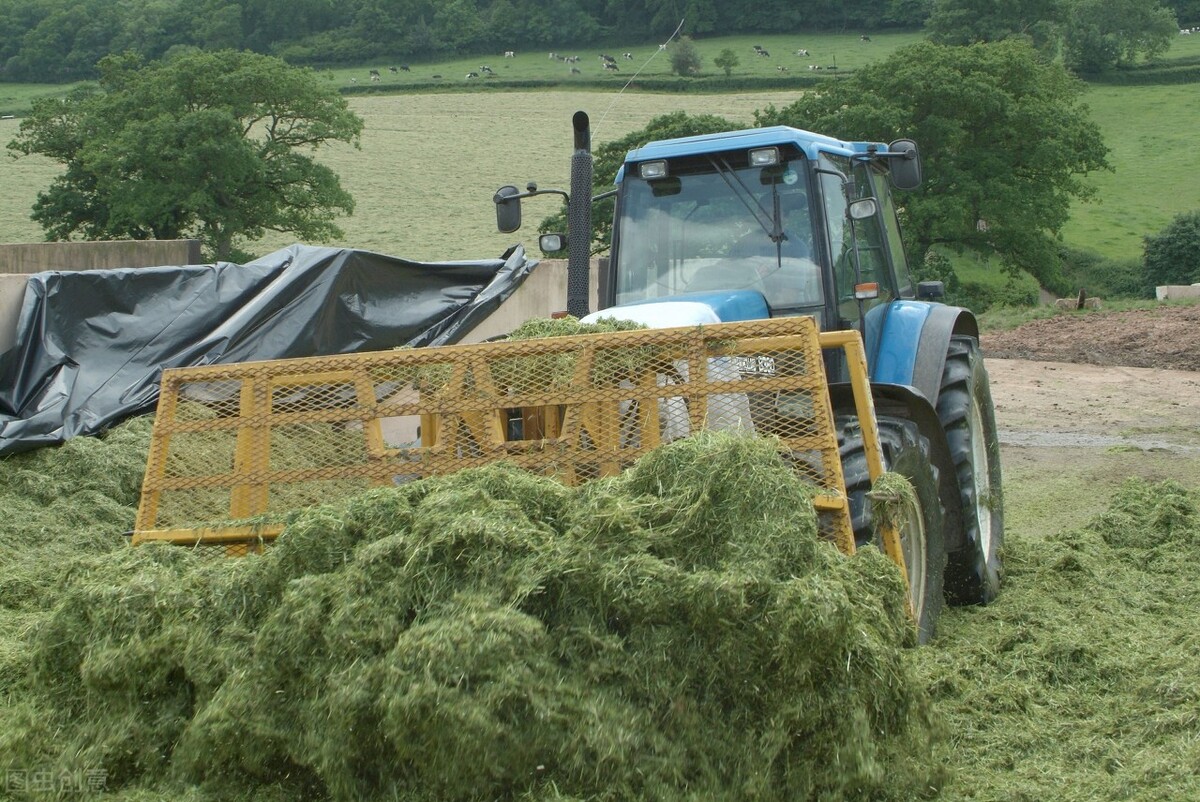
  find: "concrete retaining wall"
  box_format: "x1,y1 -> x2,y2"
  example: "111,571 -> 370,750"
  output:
0,274 -> 27,354
0,239 -> 204,354
0,239 -> 201,274
458,258 -> 602,344
1156,284 -> 1200,301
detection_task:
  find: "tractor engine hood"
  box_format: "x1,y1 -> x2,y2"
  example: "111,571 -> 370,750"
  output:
580,290 -> 771,327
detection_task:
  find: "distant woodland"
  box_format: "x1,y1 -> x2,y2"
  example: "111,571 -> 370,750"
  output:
3,0 -> 1195,82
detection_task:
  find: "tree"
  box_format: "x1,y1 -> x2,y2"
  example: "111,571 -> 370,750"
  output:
925,0 -> 1067,56
1143,210 -> 1200,289
7,50 -> 363,261
714,48 -> 739,77
754,39 -> 1110,287
1063,0 -> 1178,73
669,35 -> 702,76
539,111 -> 737,253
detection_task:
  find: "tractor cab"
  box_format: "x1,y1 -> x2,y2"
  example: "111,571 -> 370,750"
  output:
602,126 -> 935,334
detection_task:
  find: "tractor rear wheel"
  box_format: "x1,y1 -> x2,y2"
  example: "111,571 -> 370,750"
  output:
938,335 -> 1004,605
839,415 -> 946,644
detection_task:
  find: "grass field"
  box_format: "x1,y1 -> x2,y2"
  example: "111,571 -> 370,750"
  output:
321,31 -> 928,89
1,31 -> 1198,265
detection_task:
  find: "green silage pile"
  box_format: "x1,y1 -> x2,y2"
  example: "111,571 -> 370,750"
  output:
0,422 -> 942,802
914,478 -> 1200,802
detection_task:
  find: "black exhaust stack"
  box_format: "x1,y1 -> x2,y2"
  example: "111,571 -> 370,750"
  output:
566,111 -> 593,319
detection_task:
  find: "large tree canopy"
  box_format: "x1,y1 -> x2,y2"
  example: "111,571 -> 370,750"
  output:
754,39 -> 1110,286
926,0 -> 1179,71
7,50 -> 364,260
1062,0 -> 1178,73
925,0 -> 1067,55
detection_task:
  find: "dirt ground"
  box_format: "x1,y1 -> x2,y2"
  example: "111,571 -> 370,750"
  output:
979,303 -> 1200,535
981,304 -> 1200,444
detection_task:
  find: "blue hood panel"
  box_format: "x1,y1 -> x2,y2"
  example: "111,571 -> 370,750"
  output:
621,290 -> 771,323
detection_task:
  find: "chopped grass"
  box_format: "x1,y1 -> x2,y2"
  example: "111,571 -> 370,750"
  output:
4,413 -> 1198,801
914,478 -> 1200,801
1,423 -> 940,802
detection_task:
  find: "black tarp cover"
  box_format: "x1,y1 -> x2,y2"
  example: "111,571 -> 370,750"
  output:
0,243 -> 535,455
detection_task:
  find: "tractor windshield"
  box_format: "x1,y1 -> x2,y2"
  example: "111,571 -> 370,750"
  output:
611,150 -> 822,313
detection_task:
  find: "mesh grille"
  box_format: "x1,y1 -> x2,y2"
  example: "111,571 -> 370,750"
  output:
135,317 -> 857,553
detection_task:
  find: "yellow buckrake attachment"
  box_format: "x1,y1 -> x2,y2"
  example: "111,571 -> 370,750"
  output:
134,317 -> 884,557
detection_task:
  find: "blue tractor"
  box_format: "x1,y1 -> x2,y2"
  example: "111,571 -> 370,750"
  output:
495,112 -> 1003,640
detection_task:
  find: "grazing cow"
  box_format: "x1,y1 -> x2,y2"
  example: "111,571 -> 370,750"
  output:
466,71 -> 479,79
399,64 -> 411,72
565,55 -> 580,63
794,48 -> 810,56
826,64 -> 838,70
371,73 -> 380,82
549,52 -> 558,59
753,45 -> 764,52
776,66 -> 788,72
860,34 -> 871,41
600,53 -> 615,62
480,65 -> 494,74
571,67 -> 581,74
504,50 -> 515,57
369,69 -> 380,77
808,65 -> 823,70
603,61 -> 619,71
389,66 -> 398,73
757,49 -> 770,57
623,52 -> 633,59
350,77 -> 358,84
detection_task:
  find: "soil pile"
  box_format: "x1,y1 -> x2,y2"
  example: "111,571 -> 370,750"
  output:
0,423 -> 940,802
981,303 -> 1200,371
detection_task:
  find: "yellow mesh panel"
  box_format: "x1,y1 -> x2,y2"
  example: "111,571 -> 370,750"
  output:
135,317 -> 863,554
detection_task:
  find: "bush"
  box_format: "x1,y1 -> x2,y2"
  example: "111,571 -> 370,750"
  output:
1143,210 -> 1200,289
911,249 -> 1037,313
910,250 -> 961,296
1058,244 -> 1148,300
669,36 -> 702,76
954,278 -> 1039,314
714,48 -> 739,77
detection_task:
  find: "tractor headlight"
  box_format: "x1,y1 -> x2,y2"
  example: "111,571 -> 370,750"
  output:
639,160 -> 669,179
749,147 -> 780,167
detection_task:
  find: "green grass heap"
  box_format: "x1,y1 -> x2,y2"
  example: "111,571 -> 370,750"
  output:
0,420 -> 939,802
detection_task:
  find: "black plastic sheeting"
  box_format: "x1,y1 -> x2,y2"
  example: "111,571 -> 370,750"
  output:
0,243 -> 536,456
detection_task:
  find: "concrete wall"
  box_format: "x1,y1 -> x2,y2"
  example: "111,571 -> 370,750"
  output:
0,274 -> 27,354
459,258 -> 602,344
0,239 -> 201,274
0,239 -> 203,354
1156,284 -> 1200,301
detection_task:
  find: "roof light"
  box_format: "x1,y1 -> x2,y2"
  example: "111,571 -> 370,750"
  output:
749,147 -> 780,167
639,160 -> 668,179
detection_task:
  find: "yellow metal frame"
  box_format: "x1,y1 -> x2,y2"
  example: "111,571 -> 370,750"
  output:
134,317 -> 898,576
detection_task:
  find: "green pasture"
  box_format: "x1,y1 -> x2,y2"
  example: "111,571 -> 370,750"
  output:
0,81 -> 84,118
1062,81 -> 1200,261
321,31 -> 927,90
1,30 -> 1198,268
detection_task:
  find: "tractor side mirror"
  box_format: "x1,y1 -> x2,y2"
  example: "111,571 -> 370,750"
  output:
888,139 -> 922,190
494,185 -> 523,233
